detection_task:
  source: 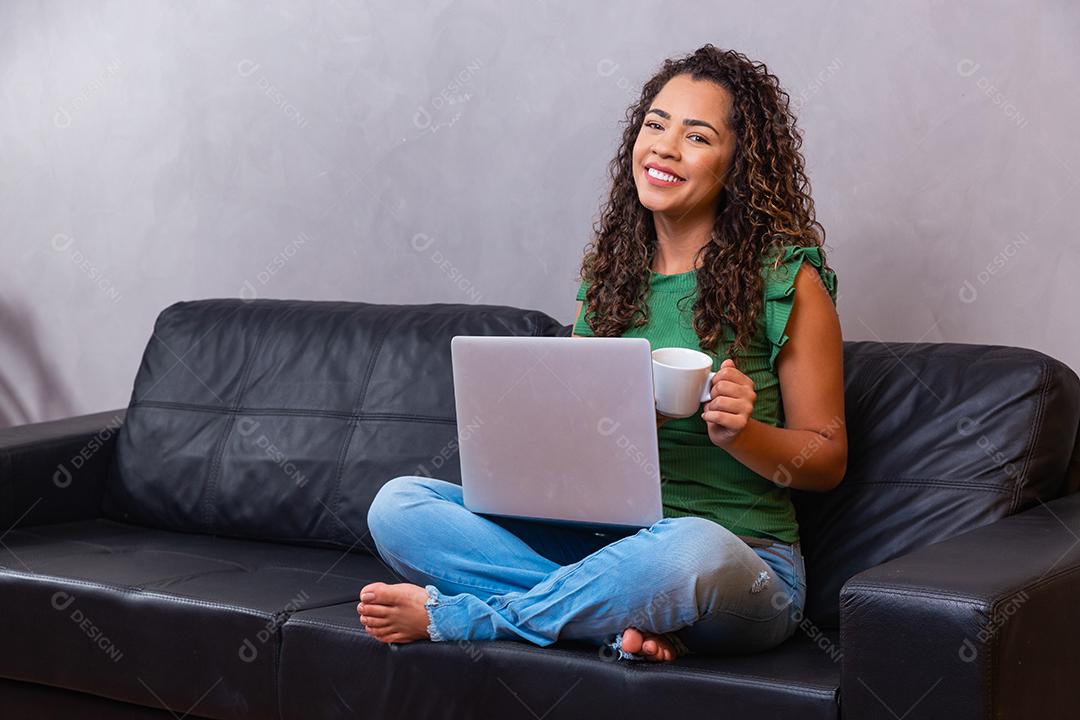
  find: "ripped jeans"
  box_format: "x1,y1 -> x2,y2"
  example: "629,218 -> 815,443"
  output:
366,475 -> 807,660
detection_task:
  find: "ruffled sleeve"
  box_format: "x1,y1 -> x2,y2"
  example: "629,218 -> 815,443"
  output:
762,245 -> 838,373
573,278 -> 594,335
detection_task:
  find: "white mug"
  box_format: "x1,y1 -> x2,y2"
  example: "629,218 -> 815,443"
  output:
652,347 -> 717,419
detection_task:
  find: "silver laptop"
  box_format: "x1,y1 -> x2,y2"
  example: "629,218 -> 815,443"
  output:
450,335 -> 663,530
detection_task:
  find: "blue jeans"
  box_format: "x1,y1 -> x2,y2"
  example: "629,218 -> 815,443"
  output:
366,475 -> 807,660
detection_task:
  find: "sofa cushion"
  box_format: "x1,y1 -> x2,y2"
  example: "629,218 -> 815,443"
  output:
102,299 -> 565,549
0,518 -> 397,720
279,601 -> 841,720
793,341 -> 1080,628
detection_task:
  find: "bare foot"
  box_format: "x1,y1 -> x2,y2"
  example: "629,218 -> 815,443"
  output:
620,626 -> 678,662
356,581 -> 432,644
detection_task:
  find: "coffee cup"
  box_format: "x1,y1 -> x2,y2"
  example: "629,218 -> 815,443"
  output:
652,347 -> 717,419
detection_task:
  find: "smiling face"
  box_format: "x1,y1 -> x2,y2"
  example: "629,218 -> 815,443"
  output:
632,74 -> 736,218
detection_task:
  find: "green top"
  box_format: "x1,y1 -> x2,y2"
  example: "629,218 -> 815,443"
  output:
574,245 -> 838,543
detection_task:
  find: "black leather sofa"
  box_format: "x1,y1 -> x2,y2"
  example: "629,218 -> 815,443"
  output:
1,298 -> 1078,719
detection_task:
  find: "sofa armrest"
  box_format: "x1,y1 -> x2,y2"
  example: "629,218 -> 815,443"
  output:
839,491 -> 1080,720
0,409 -> 126,530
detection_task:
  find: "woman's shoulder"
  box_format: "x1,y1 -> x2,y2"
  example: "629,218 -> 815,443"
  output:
759,242 -> 838,373
760,243 -> 837,302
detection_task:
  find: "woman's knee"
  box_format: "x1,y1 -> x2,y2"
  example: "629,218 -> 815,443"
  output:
652,516 -> 764,585
366,475 -> 432,542
653,516 -> 737,553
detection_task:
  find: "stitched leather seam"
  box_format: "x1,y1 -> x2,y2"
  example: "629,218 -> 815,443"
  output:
1011,358 -> 1051,513
286,617 -> 364,633
0,570 -> 273,619
91,517 -> 371,553
605,665 -> 836,697
845,346 -> 1033,359
201,310 -> 273,533
842,585 -> 985,606
273,612 -> 286,720
326,314 -> 396,545
128,400 -> 457,424
9,523 -> 375,568
836,478 -> 1012,492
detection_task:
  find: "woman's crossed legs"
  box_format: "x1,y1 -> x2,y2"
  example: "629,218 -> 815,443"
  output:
360,475 -> 801,661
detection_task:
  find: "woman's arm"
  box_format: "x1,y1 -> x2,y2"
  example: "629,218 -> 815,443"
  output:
707,263 -> 847,492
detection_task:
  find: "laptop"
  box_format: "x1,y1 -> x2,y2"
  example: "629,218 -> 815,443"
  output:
449,335 -> 663,530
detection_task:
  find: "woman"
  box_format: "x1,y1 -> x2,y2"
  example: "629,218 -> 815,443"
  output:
358,44 -> 846,663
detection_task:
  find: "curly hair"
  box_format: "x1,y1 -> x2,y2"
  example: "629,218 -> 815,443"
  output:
577,44 -> 835,361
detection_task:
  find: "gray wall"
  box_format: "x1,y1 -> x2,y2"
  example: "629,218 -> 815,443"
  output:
1,0 -> 1076,428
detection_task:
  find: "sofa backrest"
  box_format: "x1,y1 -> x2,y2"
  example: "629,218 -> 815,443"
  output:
107,302 -> 1080,632
793,341 -> 1080,629
103,299 -> 565,550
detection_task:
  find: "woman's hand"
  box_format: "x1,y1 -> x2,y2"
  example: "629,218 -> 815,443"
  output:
655,406 -> 674,429
701,358 -> 756,449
